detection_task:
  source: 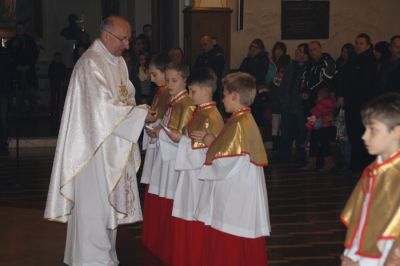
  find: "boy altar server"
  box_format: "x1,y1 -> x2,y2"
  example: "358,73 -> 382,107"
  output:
165,68 -> 224,266
340,93 -> 400,266
194,72 -> 271,266
141,53 -> 171,251
145,62 -> 195,264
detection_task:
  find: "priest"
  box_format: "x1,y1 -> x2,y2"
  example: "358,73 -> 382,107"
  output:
44,16 -> 151,266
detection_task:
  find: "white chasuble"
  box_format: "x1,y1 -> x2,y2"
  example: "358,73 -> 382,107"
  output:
44,39 -> 148,229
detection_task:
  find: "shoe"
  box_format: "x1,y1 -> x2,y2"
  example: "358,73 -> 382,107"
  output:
302,158 -> 316,170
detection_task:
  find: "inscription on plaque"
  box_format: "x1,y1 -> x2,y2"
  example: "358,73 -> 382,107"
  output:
281,1 -> 329,40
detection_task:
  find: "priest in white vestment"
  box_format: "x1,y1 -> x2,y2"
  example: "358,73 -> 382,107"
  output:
44,16 -> 150,266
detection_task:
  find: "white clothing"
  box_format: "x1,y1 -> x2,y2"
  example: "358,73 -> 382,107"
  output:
195,156 -> 271,238
140,119 -> 161,185
172,135 -> 207,220
148,129 -> 180,199
44,39 -> 148,265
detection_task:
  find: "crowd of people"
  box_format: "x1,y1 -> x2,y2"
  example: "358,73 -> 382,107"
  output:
237,34 -> 400,175
0,12 -> 399,266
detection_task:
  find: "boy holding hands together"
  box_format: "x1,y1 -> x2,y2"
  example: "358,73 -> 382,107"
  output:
193,72 -> 271,266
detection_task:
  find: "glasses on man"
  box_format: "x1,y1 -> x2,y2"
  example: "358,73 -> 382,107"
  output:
104,29 -> 130,43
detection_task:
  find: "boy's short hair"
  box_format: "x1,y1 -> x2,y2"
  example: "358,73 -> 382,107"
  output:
149,53 -> 170,72
361,92 -> 400,130
165,62 -> 190,79
187,67 -> 217,93
222,72 -> 256,107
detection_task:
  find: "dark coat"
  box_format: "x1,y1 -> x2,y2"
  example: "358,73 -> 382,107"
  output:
337,49 -> 377,111
7,33 -> 39,87
193,47 -> 225,79
377,58 -> 400,93
239,51 -> 269,85
279,60 -> 308,114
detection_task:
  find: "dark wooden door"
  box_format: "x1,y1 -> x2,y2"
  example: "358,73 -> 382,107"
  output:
151,0 -> 179,54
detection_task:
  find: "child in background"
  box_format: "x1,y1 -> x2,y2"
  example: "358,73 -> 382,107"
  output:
141,53 -> 171,252
146,62 -> 194,265
165,68 -> 224,266
193,72 -> 271,266
304,87 -> 336,171
340,92 -> 400,266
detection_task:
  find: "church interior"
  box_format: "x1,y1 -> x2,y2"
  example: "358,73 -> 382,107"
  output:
0,0 -> 399,265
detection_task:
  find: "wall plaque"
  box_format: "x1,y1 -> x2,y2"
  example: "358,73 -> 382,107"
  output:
281,0 -> 329,40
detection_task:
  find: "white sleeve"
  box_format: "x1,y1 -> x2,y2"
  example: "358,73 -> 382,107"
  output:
113,106 -> 148,143
142,119 -> 161,150
158,129 -> 179,161
175,135 -> 207,170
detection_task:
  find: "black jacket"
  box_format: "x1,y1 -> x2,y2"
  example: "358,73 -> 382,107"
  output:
239,51 -> 269,85
337,49 -> 378,110
193,47 -> 225,79
279,60 -> 308,114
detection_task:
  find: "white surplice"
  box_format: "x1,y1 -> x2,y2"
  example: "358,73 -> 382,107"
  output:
195,156 -> 271,238
140,119 -> 161,185
44,39 -> 147,266
172,135 -> 207,220
148,129 -> 180,199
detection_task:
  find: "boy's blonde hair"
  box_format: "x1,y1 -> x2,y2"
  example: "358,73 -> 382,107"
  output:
361,92 -> 400,131
165,62 -> 190,79
222,72 -> 256,107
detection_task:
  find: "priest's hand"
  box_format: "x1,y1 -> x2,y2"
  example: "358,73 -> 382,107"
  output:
190,130 -> 215,147
340,255 -> 359,266
165,128 -> 182,143
146,126 -> 160,138
385,244 -> 400,266
145,109 -> 157,123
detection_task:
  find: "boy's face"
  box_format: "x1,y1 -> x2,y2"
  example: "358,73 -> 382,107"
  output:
149,65 -> 165,87
222,87 -> 237,113
166,69 -> 186,96
362,119 -> 400,160
188,84 -> 210,105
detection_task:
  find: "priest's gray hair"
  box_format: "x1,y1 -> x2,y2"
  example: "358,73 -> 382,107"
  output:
99,17 -> 114,33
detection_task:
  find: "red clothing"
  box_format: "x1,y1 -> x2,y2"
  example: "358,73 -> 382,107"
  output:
306,97 -> 336,129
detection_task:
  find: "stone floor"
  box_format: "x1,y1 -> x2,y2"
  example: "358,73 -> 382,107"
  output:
0,147 -> 357,266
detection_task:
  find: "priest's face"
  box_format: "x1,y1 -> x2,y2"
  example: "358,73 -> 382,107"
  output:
102,18 -> 131,57
166,69 -> 186,96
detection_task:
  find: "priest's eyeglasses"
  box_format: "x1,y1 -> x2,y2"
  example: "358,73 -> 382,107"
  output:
104,29 -> 130,43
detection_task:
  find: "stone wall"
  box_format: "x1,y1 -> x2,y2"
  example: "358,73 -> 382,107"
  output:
226,0 -> 400,68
